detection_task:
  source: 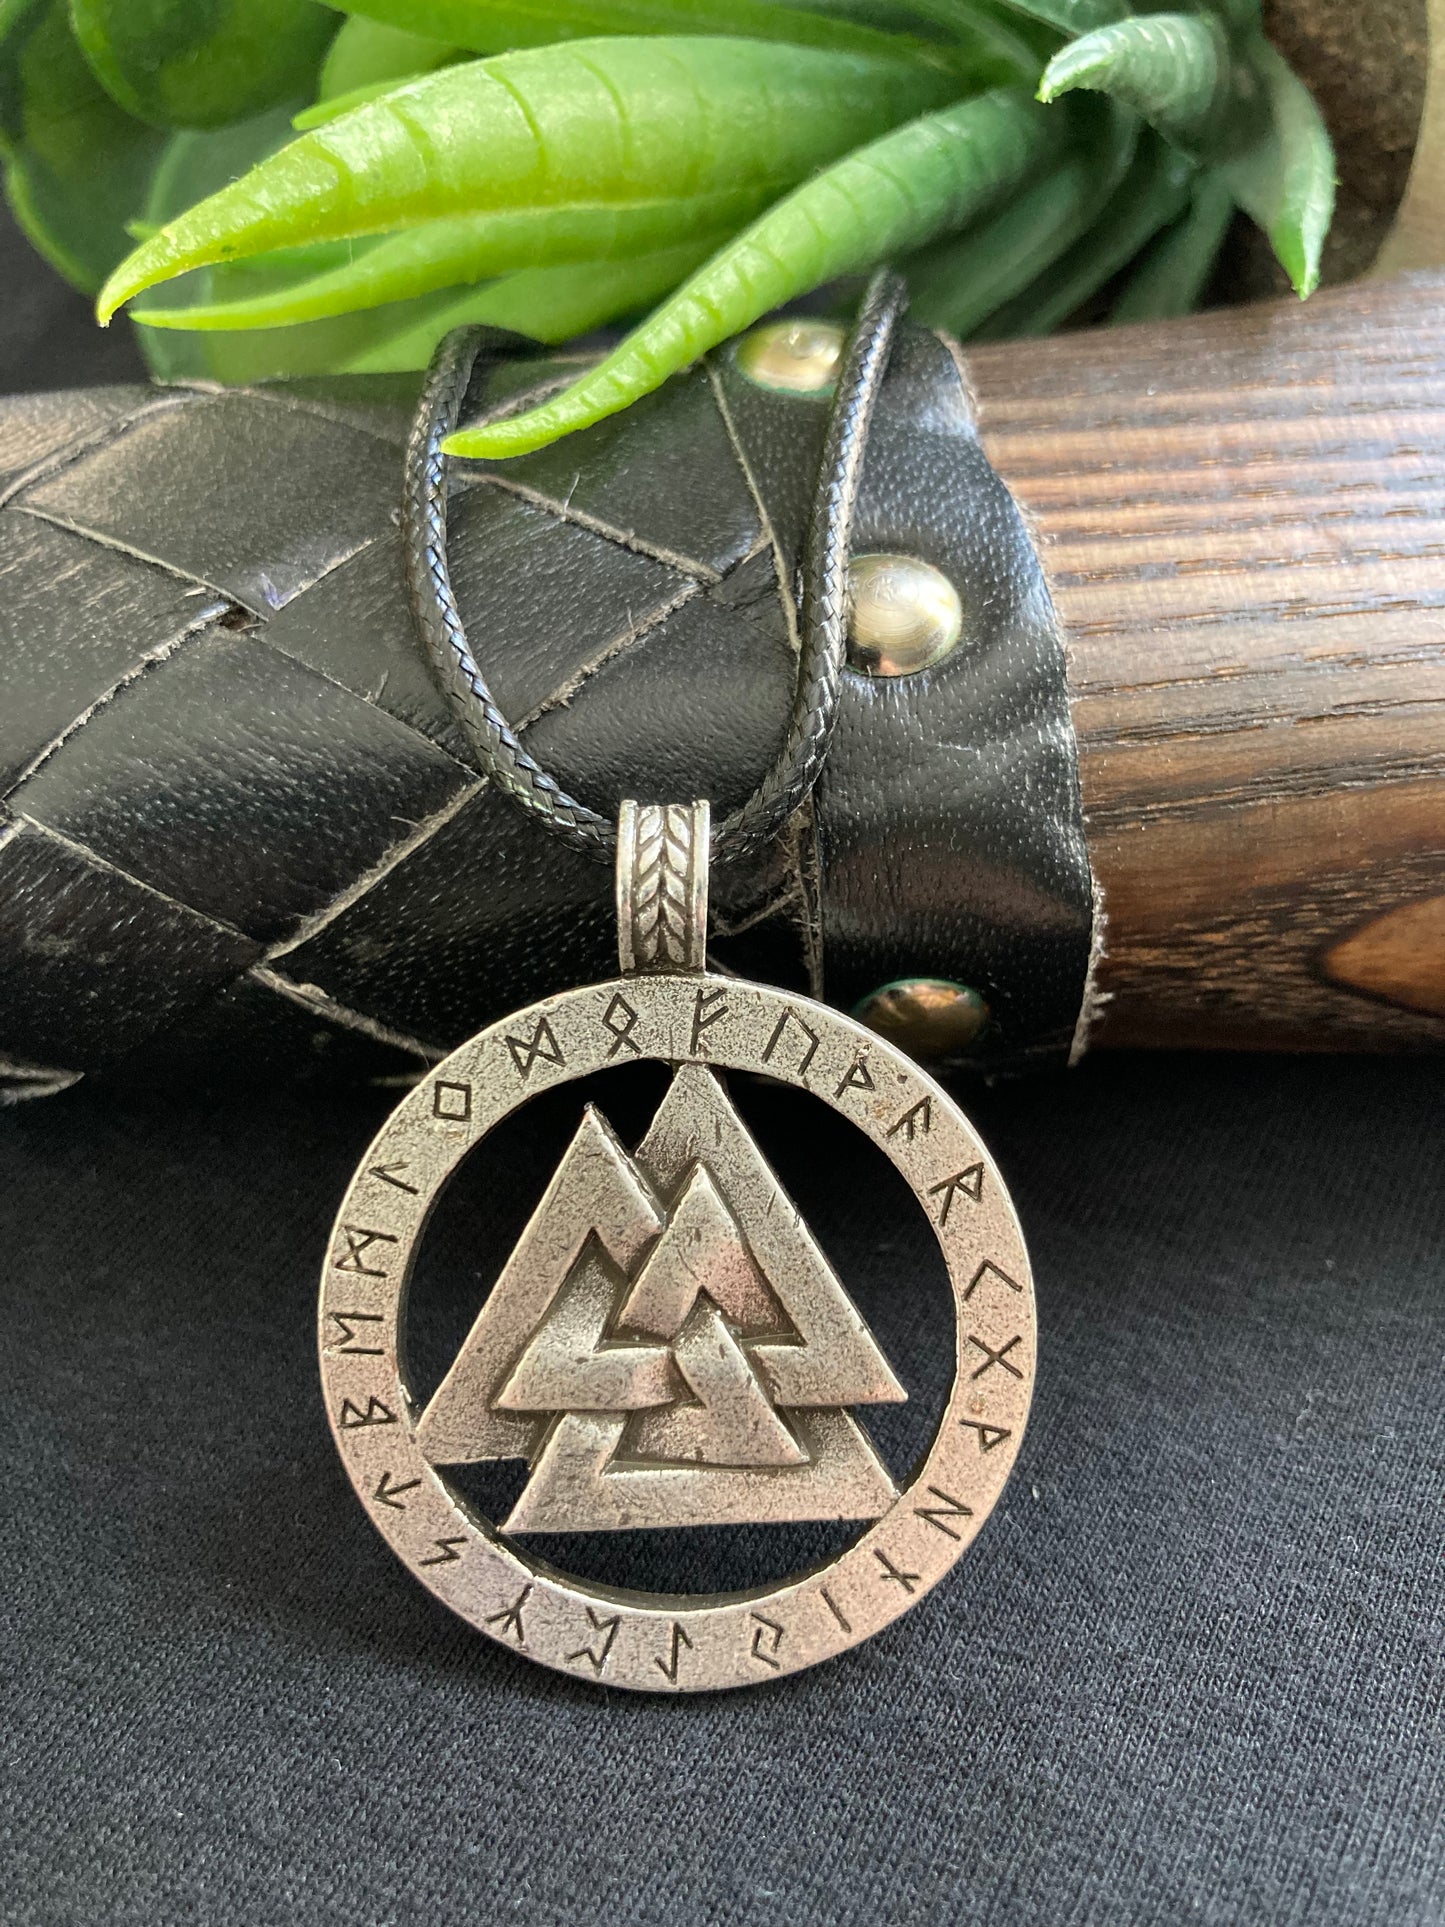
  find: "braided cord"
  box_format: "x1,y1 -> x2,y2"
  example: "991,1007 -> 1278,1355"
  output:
403,271 -> 908,863
403,326 -> 613,853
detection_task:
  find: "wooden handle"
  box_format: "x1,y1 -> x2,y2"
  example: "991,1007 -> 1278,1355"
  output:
965,271 -> 1445,1054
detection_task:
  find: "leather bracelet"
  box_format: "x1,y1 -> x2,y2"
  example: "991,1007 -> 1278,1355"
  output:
0,319 -> 1095,1094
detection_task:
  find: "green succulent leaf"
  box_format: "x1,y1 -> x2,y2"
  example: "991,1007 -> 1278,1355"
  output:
445,86 -> 1058,458
137,102 -> 370,303
1037,13 -> 1236,152
318,0 -> 959,72
304,18 -> 460,120
292,76 -> 419,124
0,0 -> 42,78
2,0 -> 164,292
905,154 -> 1091,332
69,0 -> 337,130
98,37 -> 957,322
0,0 -> 1328,423
142,231 -> 724,382
1208,0 -> 1261,28
991,0 -> 1126,35
139,107 -> 369,298
342,232 -> 725,370
131,182 -> 784,329
317,14 -> 455,96
842,0 -> 1047,81
905,95 -> 1132,332
975,131 -> 1193,335
1216,36 -> 1332,296
1109,164 -> 1233,320
133,104 -> 383,379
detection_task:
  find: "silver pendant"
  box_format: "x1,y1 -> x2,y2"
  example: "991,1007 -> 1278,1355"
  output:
319,802 -> 1035,1691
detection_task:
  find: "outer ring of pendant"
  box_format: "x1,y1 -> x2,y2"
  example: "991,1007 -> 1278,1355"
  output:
319,973 -> 1036,1694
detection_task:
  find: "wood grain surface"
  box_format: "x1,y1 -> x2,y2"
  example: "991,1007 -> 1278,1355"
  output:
966,271 -> 1445,1053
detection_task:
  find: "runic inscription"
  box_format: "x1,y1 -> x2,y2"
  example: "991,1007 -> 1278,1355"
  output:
886,1096 -> 931,1142
820,1587 -> 851,1633
967,1334 -> 1025,1381
965,1259 -> 1022,1301
339,1396 -> 396,1430
750,1614 -> 785,1670
656,1622 -> 693,1683
505,1016 -> 564,1080
690,986 -> 728,1053
567,1607 -> 620,1676
334,1225 -> 397,1275
485,1585 -> 532,1644
873,1549 -> 920,1594
762,1008 -> 819,1077
602,992 -> 640,1057
929,1164 -> 985,1226
915,1486 -> 974,1540
834,1057 -> 874,1098
327,1311 -> 383,1355
373,1470 -> 420,1510
369,1161 -> 419,1194
419,1536 -> 466,1567
960,1419 -> 1013,1452
432,1080 -> 472,1122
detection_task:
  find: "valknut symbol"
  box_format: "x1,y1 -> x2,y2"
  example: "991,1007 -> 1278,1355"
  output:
416,1064 -> 906,1532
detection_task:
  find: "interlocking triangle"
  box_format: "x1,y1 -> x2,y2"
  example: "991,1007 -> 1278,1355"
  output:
416,1065 -> 905,1531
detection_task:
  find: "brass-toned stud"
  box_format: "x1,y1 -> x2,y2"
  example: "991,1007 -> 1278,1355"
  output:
854,979 -> 990,1059
846,553 -> 965,679
734,319 -> 846,396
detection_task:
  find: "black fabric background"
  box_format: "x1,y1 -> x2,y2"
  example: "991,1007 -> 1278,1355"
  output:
2,211 -> 1443,1927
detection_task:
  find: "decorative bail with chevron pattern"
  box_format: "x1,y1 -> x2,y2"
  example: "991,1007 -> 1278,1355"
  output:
616,800 -> 711,977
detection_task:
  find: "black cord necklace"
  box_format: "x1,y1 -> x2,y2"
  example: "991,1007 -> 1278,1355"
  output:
403,268 -> 908,863
319,271 -> 1038,1694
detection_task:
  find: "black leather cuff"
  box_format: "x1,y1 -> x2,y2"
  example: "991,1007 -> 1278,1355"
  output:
0,326 -> 1094,1095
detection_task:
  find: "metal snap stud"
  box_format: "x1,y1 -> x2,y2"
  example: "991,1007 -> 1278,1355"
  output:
734,319 -> 846,395
846,554 -> 965,678
854,978 -> 990,1058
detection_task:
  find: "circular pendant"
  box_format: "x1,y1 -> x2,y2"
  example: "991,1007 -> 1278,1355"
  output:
319,973 -> 1035,1692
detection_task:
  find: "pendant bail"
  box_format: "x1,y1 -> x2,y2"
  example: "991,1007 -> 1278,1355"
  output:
616,800 -> 711,976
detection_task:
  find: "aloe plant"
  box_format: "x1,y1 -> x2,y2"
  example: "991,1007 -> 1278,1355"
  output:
0,0 -> 1335,455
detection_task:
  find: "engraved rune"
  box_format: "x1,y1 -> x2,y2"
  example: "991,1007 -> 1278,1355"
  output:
750,1614 -> 785,1670
886,1097 -> 932,1142
566,1607 -> 621,1676
432,1080 -> 472,1122
338,1395 -> 396,1430
655,1621 -> 693,1683
369,1160 -> 419,1194
372,1470 -> 421,1510
602,992 -> 641,1057
334,1225 -> 398,1275
964,1259 -> 1023,1302
967,1334 -> 1025,1381
690,987 -> 729,1054
485,1584 -> 532,1644
873,1549 -> 921,1594
834,1057 -> 874,1099
762,1008 -> 820,1077
419,1536 -> 466,1567
820,1587 -> 852,1633
929,1164 -> 985,1226
959,1418 -> 1013,1452
327,1310 -> 384,1355
506,1015 -> 564,1080
914,1486 -> 974,1541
